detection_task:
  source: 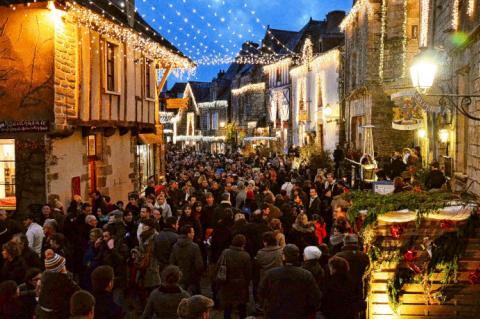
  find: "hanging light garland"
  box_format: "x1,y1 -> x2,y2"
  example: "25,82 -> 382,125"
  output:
379,0 -> 387,81
420,0 -> 430,47
468,0 -> 476,16
452,0 -> 460,31
66,2 -> 194,71
340,0 -> 373,31
231,83 -> 265,96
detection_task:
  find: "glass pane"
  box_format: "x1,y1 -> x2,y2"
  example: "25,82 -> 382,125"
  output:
0,139 -> 15,207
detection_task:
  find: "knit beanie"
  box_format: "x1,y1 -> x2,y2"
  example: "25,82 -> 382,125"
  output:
44,249 -> 66,273
304,246 -> 322,261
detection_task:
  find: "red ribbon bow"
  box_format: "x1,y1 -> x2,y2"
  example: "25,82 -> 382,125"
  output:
469,269 -> 480,285
440,220 -> 455,230
390,225 -> 403,239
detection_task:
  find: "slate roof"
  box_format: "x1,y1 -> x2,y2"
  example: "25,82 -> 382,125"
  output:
169,83 -> 187,97
2,0 -> 191,63
188,82 -> 212,104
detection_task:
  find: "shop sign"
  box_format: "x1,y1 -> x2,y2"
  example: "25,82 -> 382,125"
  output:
373,181 -> 395,195
166,98 -> 189,109
391,91 -> 424,130
0,120 -> 49,133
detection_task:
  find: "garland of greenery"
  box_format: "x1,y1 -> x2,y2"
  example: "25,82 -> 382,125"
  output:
344,191 -> 465,229
385,214 -> 478,312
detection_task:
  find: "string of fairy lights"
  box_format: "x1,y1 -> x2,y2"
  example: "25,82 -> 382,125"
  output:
6,0 -> 302,68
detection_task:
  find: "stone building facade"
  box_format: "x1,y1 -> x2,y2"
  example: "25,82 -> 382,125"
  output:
426,0 -> 480,196
342,0 -> 419,157
0,1 -> 191,212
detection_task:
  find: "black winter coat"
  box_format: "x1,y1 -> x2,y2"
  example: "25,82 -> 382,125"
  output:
217,246 -> 252,305
170,235 -> 204,287
258,265 -> 322,319
93,291 -> 123,319
36,272 -> 80,319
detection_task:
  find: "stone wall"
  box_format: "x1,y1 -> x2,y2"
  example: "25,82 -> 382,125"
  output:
47,129 -> 137,206
54,14 -> 78,131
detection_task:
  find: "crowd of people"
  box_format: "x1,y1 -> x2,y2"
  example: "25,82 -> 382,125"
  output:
0,146 -> 386,319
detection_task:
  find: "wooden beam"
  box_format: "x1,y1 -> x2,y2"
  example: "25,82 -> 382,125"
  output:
155,66 -> 172,125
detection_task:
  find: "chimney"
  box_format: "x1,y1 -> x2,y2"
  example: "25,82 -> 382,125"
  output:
126,0 -> 135,27
326,10 -> 346,30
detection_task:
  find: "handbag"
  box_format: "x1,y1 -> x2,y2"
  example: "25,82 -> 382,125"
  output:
216,250 -> 228,282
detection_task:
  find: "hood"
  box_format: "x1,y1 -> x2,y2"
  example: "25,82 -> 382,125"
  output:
177,235 -> 192,247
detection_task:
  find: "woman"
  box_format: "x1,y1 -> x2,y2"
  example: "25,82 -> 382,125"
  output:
141,265 -> 190,319
136,219 -> 161,294
179,205 -> 203,244
288,213 -> 317,256
217,234 -> 251,319
269,218 -> 286,247
193,202 -> 203,221
322,256 -> 356,319
1,241 -> 27,284
18,268 -> 42,319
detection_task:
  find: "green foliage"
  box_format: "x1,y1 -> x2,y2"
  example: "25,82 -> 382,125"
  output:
345,191 -> 462,229
299,142 -> 333,172
225,122 -> 237,146
387,268 -> 414,312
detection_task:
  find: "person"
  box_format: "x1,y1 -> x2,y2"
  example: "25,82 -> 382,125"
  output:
214,193 -> 233,226
289,213 -> 317,256
169,225 -> 204,294
136,219 -> 161,293
335,234 -> 370,317
307,187 -> 321,218
312,214 -> 327,245
137,206 -> 153,243
201,193 -> 216,236
22,213 -> 45,257
91,265 -> 122,319
258,244 -> 322,319
10,233 -> 43,270
322,256 -> 356,319
389,152 -> 406,179
254,232 -> 283,283
425,161 -> 447,190
155,216 -> 179,272
302,246 -> 325,288
0,210 -> 22,245
0,280 -> 27,319
269,218 -> 286,247
37,249 -> 80,319
179,206 -> 203,244
1,241 -> 28,284
141,265 -> 190,319
177,295 -> 214,319
216,234 -> 252,319
333,144 -> 345,178
70,290 -> 95,319
18,268 -> 42,319
155,193 -> 173,220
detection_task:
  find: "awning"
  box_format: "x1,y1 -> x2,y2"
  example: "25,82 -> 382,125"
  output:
138,134 -> 163,144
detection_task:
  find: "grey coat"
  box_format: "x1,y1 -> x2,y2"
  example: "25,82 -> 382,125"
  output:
139,233 -> 161,288
141,285 -> 190,319
255,245 -> 283,282
170,235 -> 204,287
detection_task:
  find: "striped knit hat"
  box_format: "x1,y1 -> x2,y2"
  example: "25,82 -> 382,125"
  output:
44,249 -> 66,273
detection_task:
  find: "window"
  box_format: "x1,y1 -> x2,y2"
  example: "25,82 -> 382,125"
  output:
0,140 -> 15,204
212,112 -> 219,130
105,41 -> 120,94
411,25 -> 418,40
145,58 -> 155,100
276,68 -> 282,85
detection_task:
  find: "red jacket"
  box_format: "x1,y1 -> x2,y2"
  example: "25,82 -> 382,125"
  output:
313,221 -> 327,245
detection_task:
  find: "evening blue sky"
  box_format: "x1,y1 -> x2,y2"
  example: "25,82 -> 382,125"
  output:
136,0 -> 352,86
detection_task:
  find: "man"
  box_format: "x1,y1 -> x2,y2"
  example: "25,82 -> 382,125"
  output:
177,295 -> 214,319
258,244 -> 322,319
214,193 -> 233,226
90,265 -> 122,319
125,195 -> 140,219
333,144 -> 345,179
22,213 -> 44,256
70,290 -> 95,319
137,206 -> 152,243
0,209 -> 22,245
201,193 -> 216,234
37,249 -> 80,319
425,161 -> 447,190
335,234 -> 370,318
155,216 -> 179,272
307,187 -> 322,218
170,225 -> 204,294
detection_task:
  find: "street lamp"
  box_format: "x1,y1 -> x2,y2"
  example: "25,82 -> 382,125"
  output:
410,48 -> 480,121
409,49 -> 438,93
417,128 -> 427,139
323,104 -> 333,117
439,129 -> 450,156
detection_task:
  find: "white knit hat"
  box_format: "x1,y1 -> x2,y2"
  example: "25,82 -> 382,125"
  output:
303,246 -> 322,261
